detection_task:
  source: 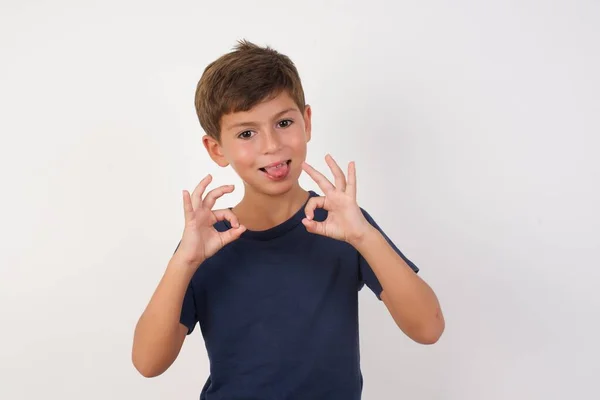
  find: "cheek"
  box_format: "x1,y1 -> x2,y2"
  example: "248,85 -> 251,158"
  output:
285,130 -> 308,151
227,144 -> 258,168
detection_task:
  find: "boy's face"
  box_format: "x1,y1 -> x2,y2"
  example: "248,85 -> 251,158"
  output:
203,91 -> 312,196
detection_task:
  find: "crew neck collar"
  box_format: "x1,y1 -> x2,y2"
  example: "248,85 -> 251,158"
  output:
223,190 -> 318,241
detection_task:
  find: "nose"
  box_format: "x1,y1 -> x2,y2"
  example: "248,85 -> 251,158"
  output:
262,129 -> 282,154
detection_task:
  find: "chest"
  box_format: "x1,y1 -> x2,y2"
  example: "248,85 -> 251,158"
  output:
210,236 -> 355,292
192,234 -> 361,329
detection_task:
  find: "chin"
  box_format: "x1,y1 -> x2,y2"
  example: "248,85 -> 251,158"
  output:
254,180 -> 298,197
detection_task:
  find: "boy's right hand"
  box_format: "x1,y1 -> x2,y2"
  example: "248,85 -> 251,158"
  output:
175,174 -> 246,268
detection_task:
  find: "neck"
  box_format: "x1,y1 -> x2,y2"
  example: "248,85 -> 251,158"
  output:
233,182 -> 309,231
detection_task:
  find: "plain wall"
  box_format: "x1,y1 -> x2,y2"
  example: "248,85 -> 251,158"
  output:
1,1 -> 599,399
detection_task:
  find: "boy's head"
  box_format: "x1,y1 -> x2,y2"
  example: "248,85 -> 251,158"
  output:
194,40 -> 312,196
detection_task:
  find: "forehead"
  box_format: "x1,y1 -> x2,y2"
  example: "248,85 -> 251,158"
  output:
221,91 -> 300,130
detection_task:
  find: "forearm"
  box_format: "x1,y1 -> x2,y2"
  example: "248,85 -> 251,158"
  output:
354,227 -> 444,344
132,253 -> 198,376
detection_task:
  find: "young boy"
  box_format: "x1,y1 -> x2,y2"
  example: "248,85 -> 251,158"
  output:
132,40 -> 444,399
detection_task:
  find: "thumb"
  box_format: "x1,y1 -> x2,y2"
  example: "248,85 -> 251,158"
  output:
219,225 -> 246,246
302,218 -> 327,236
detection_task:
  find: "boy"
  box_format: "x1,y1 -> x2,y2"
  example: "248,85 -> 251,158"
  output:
132,40 -> 444,399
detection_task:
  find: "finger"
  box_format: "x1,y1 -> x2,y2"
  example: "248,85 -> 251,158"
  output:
219,224 -> 247,246
213,208 -> 246,246
325,154 -> 346,191
302,217 -> 327,236
304,196 -> 326,220
203,184 -> 235,210
347,161 -> 356,199
213,208 -> 241,228
182,190 -> 194,223
191,174 -> 212,210
302,161 -> 335,193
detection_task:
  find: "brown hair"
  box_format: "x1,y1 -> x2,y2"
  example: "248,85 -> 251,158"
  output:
194,39 -> 306,141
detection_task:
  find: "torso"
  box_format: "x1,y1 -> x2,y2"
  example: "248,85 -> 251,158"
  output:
189,191 -> 365,400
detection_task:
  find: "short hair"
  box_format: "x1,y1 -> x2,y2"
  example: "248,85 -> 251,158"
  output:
194,39 -> 306,141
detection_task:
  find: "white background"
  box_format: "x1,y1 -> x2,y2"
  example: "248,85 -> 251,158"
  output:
1,1 -> 599,399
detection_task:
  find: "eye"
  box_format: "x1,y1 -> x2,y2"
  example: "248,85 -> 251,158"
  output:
278,119 -> 293,128
238,130 -> 255,139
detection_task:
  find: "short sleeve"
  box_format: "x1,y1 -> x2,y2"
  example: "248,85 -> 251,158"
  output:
180,280 -> 198,334
358,208 -> 419,300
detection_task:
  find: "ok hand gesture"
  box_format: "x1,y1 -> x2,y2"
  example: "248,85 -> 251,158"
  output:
176,175 -> 246,267
302,154 -> 371,246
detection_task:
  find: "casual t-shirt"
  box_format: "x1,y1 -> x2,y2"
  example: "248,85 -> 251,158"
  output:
180,190 -> 419,399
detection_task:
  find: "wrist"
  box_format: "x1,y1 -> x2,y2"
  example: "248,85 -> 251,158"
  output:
347,224 -> 380,250
170,250 -> 204,273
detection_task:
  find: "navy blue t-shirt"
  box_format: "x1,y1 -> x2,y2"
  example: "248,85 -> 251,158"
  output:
180,191 -> 419,399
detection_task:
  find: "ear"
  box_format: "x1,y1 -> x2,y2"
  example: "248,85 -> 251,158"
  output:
303,104 -> 312,143
202,135 -> 229,167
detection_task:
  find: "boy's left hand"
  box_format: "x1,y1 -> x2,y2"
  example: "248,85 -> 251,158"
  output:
302,154 -> 372,245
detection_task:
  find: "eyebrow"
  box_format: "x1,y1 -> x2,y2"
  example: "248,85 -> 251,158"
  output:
225,107 -> 298,131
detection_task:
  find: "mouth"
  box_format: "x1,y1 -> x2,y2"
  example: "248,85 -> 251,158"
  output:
259,159 -> 291,172
259,159 -> 292,180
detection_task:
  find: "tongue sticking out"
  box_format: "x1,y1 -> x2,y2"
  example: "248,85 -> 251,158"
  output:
263,162 -> 290,180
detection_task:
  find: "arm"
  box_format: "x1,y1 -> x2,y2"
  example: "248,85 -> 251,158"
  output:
132,253 -> 197,377
353,226 -> 444,344
300,156 -> 444,344
132,176 -> 246,377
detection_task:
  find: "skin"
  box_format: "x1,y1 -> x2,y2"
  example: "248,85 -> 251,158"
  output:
131,90 -> 444,378
202,90 -> 313,231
